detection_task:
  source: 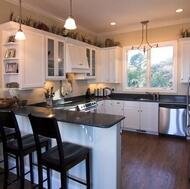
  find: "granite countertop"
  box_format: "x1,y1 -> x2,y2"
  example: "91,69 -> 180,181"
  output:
4,106 -> 125,128
95,93 -> 187,105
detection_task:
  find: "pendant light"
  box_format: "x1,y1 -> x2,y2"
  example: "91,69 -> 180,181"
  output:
132,21 -> 158,53
64,0 -> 77,30
15,0 -> 26,40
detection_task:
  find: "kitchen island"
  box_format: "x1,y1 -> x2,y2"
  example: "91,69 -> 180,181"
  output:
0,106 -> 125,189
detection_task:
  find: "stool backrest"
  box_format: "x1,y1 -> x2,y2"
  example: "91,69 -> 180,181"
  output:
0,111 -> 23,150
28,114 -> 65,168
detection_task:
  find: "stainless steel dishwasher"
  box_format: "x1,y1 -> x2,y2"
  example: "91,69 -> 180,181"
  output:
159,104 -> 187,138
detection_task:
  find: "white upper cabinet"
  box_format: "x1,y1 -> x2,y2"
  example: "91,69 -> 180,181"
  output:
46,35 -> 66,80
0,22 -> 45,90
65,38 -> 90,73
180,38 -> 190,83
20,30 -> 45,89
75,45 -> 99,80
97,46 -> 122,83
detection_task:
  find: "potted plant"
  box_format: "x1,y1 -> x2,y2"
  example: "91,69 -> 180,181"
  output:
44,86 -> 55,107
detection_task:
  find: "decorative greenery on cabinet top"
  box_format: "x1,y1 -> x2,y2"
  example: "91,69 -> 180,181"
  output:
9,10 -> 121,48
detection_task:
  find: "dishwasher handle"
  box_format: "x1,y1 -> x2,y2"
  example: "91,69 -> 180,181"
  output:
159,104 -> 186,109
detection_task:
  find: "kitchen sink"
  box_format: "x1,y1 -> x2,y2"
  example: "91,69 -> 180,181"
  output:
135,98 -> 154,101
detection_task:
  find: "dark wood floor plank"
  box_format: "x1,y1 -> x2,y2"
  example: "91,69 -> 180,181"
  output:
121,131 -> 190,189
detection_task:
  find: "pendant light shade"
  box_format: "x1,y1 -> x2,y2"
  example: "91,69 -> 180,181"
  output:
15,29 -> 26,40
15,0 -> 26,40
64,0 -> 77,30
132,20 -> 158,53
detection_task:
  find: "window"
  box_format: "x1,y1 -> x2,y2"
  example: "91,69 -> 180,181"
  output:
123,41 -> 177,93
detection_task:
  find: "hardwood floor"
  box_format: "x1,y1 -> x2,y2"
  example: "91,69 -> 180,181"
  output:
0,131 -> 190,188
121,131 -> 190,189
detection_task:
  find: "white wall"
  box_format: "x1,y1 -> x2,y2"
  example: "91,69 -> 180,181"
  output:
1,0 -> 190,104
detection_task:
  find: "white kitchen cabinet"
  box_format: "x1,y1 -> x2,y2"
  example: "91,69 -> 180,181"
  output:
97,46 -> 122,83
20,31 -> 45,89
75,45 -> 98,80
46,35 -> 66,80
0,22 -> 45,89
123,101 -> 140,130
65,38 -> 90,73
96,100 -> 104,113
180,38 -> 190,83
104,100 -> 124,126
123,101 -> 158,133
104,100 -> 113,114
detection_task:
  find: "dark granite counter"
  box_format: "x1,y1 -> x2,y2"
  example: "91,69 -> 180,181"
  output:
4,106 -> 125,128
94,93 -> 187,105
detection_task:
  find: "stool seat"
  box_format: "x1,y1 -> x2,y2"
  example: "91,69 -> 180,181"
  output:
42,142 -> 89,172
7,134 -> 48,156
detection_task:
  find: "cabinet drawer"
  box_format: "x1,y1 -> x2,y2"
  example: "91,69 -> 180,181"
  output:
140,102 -> 158,109
112,100 -> 123,107
124,101 -> 139,108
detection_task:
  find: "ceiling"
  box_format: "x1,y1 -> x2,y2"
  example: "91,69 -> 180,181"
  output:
7,0 -> 190,35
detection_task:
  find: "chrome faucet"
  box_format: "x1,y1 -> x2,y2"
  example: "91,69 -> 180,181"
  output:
146,92 -> 156,100
146,92 -> 159,100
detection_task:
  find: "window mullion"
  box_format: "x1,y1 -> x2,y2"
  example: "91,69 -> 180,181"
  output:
147,51 -> 151,88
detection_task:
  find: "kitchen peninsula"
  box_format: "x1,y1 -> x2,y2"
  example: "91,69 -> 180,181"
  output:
1,106 -> 125,189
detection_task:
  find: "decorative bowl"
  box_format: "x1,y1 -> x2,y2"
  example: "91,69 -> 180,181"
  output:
17,99 -> 28,107
0,98 -> 16,108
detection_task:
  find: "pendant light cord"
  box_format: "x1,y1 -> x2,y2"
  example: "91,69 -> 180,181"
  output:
19,0 -> 22,30
70,0 -> 72,17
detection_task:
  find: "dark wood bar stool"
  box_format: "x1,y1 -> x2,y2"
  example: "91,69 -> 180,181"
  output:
0,111 -> 50,189
0,128 -> 19,175
28,114 -> 91,189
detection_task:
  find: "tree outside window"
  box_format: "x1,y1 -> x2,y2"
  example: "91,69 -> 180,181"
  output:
124,41 -> 177,93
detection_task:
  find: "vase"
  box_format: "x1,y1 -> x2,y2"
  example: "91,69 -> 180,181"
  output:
46,97 -> 53,107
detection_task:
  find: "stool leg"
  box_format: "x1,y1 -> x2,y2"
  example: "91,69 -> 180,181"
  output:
45,140 -> 51,189
0,159 -> 4,175
16,155 -> 19,178
3,152 -> 9,189
20,156 -> 25,189
29,153 -> 34,183
60,172 -> 67,189
86,153 -> 90,189
47,167 -> 51,189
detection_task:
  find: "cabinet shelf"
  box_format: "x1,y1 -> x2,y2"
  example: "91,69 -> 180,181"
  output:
3,73 -> 19,75
3,42 -> 19,46
3,58 -> 19,61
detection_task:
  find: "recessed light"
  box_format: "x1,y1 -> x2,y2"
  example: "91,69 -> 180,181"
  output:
110,22 -> 116,26
176,8 -> 183,13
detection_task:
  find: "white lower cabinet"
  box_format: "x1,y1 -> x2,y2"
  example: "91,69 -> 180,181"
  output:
104,100 -> 124,127
104,100 -> 113,114
123,101 -> 158,133
96,100 -> 104,113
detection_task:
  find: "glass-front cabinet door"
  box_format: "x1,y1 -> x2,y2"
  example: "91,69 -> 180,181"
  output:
46,36 -> 65,80
85,46 -> 96,79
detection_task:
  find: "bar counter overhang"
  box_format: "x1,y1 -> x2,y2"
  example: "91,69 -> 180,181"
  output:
0,106 -> 125,189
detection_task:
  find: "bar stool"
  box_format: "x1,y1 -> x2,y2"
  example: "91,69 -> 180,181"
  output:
0,111 -> 50,189
0,128 -> 19,175
28,114 -> 91,189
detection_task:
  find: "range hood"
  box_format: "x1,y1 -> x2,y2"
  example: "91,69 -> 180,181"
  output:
65,38 -> 90,73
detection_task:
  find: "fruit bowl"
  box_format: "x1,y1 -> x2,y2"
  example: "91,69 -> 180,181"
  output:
0,98 -> 16,108
17,99 -> 28,107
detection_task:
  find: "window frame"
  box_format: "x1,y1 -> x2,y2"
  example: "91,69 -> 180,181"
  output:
122,40 -> 178,93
